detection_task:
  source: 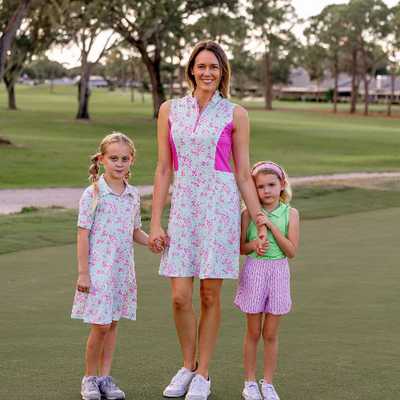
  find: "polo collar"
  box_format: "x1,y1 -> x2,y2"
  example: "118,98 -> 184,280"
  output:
261,202 -> 287,218
98,174 -> 135,197
189,90 -> 222,109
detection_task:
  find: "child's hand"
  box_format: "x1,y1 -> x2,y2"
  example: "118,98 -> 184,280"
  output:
256,212 -> 272,229
253,236 -> 270,256
154,238 -> 165,252
77,274 -> 91,293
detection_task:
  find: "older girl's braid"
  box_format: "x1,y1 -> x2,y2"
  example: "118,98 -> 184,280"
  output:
89,153 -> 101,213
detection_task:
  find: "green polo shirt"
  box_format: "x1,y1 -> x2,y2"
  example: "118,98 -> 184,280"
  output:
247,202 -> 290,260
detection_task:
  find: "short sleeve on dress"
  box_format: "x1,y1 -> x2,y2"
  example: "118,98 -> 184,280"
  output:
77,188 -> 94,230
133,195 -> 142,230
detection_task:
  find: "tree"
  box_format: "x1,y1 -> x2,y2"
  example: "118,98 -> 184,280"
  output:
385,3 -> 400,116
346,0 -> 389,116
305,4 -> 348,112
302,44 -> 328,102
0,0 -> 44,82
108,0 -> 239,118
58,0 -> 121,119
247,0 -> 298,109
2,1 -> 65,109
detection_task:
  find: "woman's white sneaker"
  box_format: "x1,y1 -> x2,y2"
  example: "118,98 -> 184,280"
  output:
242,381 -> 262,400
185,375 -> 211,400
163,366 -> 196,397
260,379 -> 280,400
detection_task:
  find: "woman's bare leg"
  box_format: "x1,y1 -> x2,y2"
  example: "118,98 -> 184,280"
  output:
197,279 -> 223,379
170,277 -> 197,371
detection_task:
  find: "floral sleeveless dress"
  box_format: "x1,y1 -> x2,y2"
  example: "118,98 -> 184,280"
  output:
159,91 -> 241,279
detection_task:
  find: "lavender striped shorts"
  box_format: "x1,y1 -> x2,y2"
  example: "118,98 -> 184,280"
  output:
234,257 -> 291,315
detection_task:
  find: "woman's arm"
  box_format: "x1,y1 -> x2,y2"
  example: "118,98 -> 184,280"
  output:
257,208 -> 300,258
232,105 -> 268,254
149,100 -> 173,252
76,227 -> 91,293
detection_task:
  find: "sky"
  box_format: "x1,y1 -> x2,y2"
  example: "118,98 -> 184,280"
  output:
47,0 -> 400,68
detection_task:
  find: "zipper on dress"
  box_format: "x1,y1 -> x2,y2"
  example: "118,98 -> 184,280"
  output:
193,96 -> 213,133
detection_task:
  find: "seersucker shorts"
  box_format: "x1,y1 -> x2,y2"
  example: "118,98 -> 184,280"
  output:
234,257 -> 291,315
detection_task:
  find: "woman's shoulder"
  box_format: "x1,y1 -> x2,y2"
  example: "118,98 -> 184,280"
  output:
232,103 -> 248,118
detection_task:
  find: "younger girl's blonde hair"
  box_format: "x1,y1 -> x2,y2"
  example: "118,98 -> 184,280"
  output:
251,161 -> 292,205
89,132 -> 136,212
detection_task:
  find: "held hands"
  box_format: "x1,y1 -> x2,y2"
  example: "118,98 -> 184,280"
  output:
76,274 -> 91,293
253,224 -> 270,256
256,212 -> 273,229
148,225 -> 167,253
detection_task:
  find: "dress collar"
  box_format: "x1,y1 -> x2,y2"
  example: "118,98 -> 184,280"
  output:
189,89 -> 222,108
98,174 -> 135,197
261,202 -> 288,218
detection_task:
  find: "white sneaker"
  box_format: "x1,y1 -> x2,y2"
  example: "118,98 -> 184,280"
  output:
163,365 -> 196,397
243,381 -> 262,400
185,375 -> 211,400
81,376 -> 101,400
260,380 -> 280,400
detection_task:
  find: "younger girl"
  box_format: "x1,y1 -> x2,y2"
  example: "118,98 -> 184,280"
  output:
234,161 -> 299,400
71,132 -> 153,400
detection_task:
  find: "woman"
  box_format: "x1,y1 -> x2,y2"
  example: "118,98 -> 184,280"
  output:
149,40 -> 268,400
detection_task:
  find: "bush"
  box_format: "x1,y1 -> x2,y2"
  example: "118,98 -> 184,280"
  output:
278,95 -> 301,101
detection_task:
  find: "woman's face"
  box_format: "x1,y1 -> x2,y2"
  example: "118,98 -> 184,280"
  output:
191,50 -> 222,95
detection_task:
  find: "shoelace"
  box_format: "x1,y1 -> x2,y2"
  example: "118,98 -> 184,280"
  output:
259,380 -> 278,399
102,377 -> 118,390
85,377 -> 99,391
170,368 -> 191,387
246,382 -> 260,396
189,377 -> 207,393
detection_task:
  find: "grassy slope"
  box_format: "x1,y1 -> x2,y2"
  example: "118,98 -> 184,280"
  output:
1,85 -> 400,188
1,208 -> 399,399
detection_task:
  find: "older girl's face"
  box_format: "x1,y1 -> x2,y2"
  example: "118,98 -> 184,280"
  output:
191,50 -> 222,95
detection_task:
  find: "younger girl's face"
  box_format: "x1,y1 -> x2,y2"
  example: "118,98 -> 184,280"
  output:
98,143 -> 134,181
255,173 -> 285,208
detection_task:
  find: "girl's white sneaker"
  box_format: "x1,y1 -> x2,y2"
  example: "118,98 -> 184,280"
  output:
260,379 -> 280,400
242,381 -> 262,400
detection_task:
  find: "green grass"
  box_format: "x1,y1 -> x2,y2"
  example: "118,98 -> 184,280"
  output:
1,84 -> 400,189
1,207 -> 399,399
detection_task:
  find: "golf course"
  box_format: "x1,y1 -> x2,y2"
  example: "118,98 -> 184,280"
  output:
1,84 -> 399,399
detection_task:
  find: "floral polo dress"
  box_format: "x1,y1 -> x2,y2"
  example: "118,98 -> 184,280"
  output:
71,175 -> 141,325
159,90 -> 241,279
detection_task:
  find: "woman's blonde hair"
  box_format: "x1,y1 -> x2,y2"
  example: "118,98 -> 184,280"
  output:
89,132 -> 136,212
185,40 -> 231,98
251,161 -> 292,205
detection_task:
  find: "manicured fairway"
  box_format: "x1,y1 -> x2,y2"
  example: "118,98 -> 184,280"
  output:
1,208 -> 399,399
1,85 -> 400,188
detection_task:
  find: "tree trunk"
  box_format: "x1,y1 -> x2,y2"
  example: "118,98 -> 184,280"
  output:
170,70 -> 174,100
360,37 -> 369,116
50,60 -> 54,93
121,65 -> 125,92
178,51 -> 183,97
130,60 -> 134,103
387,70 -> 395,116
4,77 -> 17,110
265,49 -> 272,110
350,49 -> 357,114
333,53 -> 338,113
76,65 -> 91,119
126,37 -> 165,118
0,0 -> 34,82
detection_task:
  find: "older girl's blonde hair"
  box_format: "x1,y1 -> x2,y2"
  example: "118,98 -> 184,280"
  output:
185,40 -> 231,98
89,132 -> 136,212
251,161 -> 292,205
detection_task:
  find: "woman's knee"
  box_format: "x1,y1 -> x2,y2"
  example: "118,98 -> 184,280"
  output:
171,291 -> 192,310
200,286 -> 221,308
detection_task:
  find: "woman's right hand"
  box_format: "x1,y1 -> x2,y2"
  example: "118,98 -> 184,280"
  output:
149,225 -> 167,253
77,274 -> 91,293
